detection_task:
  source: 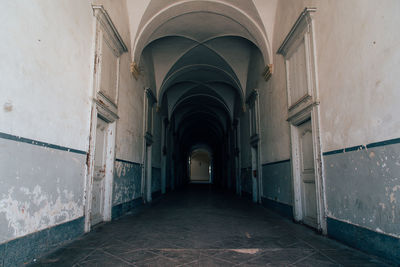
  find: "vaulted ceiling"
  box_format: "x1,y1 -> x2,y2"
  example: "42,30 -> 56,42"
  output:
134,0 -> 269,161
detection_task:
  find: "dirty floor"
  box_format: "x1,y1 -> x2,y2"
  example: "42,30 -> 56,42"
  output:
30,185 -> 392,266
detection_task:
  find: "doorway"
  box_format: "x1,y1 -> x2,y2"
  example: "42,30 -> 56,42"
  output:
91,117 -> 108,225
251,146 -> 258,203
297,119 -> 317,228
88,115 -> 116,227
189,149 -> 212,183
290,113 -> 325,231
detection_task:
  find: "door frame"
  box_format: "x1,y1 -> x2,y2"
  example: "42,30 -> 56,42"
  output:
277,8 -> 326,233
142,88 -> 156,203
289,105 -> 326,233
85,107 -> 117,231
85,5 -> 126,232
247,89 -> 262,203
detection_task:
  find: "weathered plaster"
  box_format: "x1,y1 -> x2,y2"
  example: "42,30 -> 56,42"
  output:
0,138 -> 85,244
314,0 -> 400,152
113,160 -> 142,206
261,160 -> 292,205
0,0 -> 93,151
325,143 -> 400,238
0,186 -> 82,240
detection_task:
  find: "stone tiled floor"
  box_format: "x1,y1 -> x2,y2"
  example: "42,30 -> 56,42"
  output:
30,185 -> 392,266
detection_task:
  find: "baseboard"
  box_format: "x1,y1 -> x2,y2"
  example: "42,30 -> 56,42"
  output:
1,217 -> 84,267
327,217 -> 400,264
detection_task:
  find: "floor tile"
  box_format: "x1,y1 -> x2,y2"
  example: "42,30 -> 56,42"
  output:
135,256 -> 178,267
116,249 -> 160,264
29,247 -> 95,266
28,185 -> 393,267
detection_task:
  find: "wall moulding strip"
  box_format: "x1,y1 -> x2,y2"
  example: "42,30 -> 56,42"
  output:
0,132 -> 86,155
115,158 -> 142,166
323,137 -> 400,156
261,159 -> 290,166
277,7 -> 316,56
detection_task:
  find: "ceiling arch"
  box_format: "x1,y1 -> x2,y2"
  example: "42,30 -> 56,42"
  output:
160,65 -> 240,100
133,0 -> 271,64
166,82 -> 236,121
146,35 -> 258,100
176,111 -> 227,149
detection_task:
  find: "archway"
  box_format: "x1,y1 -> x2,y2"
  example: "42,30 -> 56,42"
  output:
189,148 -> 212,183
135,0 -> 270,197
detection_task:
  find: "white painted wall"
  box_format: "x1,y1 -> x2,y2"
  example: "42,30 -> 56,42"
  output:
256,0 -> 400,240
0,0 -> 94,245
259,0 -> 400,158
115,51 -> 145,163
99,0 -> 146,164
314,0 -> 400,152
0,0 -> 146,246
0,0 -> 94,151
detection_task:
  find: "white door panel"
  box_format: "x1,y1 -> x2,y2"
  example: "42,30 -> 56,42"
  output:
298,120 -> 317,227
91,117 -> 107,226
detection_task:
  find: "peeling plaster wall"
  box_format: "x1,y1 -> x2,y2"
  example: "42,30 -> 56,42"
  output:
0,138 -> 85,244
311,0 -> 400,241
265,0 -> 400,252
325,143 -> 400,238
0,0 -> 93,248
261,161 -> 292,206
113,161 -> 142,206
95,0 -> 146,211
0,0 -> 146,254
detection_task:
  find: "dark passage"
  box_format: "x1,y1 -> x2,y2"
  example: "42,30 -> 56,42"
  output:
31,185 -> 390,266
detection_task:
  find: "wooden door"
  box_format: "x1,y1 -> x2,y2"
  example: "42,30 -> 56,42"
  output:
298,119 -> 317,227
91,117 -> 107,225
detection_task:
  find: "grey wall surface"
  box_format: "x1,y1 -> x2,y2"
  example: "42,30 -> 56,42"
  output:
324,141 -> 400,238
113,160 -> 142,206
152,167 -> 161,193
261,160 -> 292,205
0,136 -> 85,244
241,168 -> 252,195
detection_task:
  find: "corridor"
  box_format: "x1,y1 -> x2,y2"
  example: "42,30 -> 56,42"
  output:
1,1 -> 400,266
30,185 -> 389,266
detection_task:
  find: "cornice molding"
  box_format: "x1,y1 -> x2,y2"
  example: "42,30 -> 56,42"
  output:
277,7 -> 316,56
95,92 -> 119,123
92,5 -> 128,56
